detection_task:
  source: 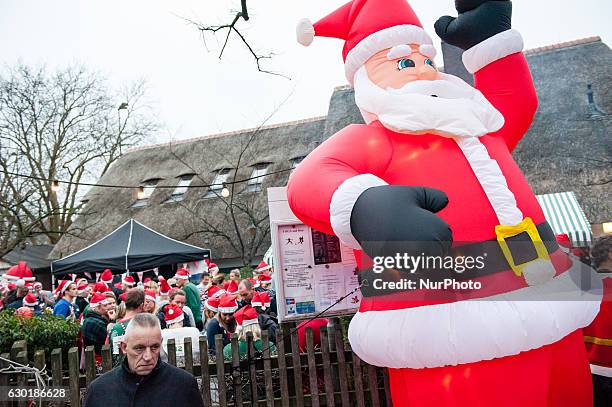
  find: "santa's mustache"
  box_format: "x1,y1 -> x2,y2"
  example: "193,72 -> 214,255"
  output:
385,76 -> 474,100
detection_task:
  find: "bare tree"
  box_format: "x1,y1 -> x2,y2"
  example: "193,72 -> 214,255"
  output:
0,64 -> 157,257
183,0 -> 288,78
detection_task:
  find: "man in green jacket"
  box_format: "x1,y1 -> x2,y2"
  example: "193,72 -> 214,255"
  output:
175,268 -> 203,330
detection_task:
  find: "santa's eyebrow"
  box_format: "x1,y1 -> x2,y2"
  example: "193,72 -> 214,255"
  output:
387,45 -> 413,60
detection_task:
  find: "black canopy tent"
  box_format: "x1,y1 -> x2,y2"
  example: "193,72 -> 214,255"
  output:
51,219 -> 210,276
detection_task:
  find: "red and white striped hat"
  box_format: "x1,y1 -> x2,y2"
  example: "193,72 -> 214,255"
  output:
205,297 -> 220,313
90,292 -> 110,308
218,294 -> 238,314
234,305 -> 259,328
100,269 -> 113,284
251,291 -> 263,308
23,293 -> 38,307
174,268 -> 190,280
164,304 -> 184,325
145,290 -> 156,303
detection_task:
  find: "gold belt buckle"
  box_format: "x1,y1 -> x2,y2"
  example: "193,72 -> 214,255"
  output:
495,217 -> 550,278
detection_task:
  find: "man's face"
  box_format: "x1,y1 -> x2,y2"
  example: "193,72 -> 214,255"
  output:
171,295 -> 186,308
143,299 -> 156,313
95,303 -> 109,317
120,326 -> 162,376
238,286 -> 253,302
65,284 -> 77,298
201,276 -> 210,286
355,44 -> 503,138
220,312 -> 234,324
175,278 -> 186,287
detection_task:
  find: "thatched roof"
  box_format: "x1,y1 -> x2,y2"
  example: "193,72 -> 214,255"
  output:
52,37 -> 611,266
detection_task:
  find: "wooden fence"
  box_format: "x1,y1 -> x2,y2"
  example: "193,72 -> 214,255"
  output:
0,322 -> 391,406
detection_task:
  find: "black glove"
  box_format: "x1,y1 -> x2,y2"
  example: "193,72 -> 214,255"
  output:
350,185 -> 453,261
435,0 -> 512,50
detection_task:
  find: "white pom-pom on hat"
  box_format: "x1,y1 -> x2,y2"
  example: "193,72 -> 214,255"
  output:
296,18 -> 315,46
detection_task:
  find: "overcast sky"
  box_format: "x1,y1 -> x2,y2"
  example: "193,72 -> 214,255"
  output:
1,0 -> 610,144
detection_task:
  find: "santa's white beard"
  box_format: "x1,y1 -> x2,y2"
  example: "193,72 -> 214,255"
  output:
353,66 -> 504,137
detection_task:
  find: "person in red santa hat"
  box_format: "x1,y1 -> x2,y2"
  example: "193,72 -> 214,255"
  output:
174,268 -> 203,330
203,296 -> 221,330
222,305 -> 276,360
143,290 -> 157,313
74,278 -> 90,318
100,269 -> 114,285
290,0 -> 602,405
206,294 -> 237,354
32,281 -> 54,308
22,292 -> 42,316
52,280 -> 78,319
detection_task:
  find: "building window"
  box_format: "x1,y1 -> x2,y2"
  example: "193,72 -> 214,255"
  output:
204,168 -> 232,198
244,163 -> 270,193
165,174 -> 194,203
131,178 -> 160,208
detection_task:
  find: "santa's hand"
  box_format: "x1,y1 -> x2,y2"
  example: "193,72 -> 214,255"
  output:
434,0 -> 512,50
350,185 -> 453,261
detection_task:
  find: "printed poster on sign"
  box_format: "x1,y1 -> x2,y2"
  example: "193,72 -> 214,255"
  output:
283,264 -> 315,315
279,224 -> 311,266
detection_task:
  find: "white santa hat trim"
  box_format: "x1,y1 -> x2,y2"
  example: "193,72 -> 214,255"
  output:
330,174 -> 388,250
23,297 -> 38,307
296,18 -> 315,46
165,312 -> 184,326
145,293 -> 156,303
348,259 -> 602,369
240,317 -> 259,328
462,29 -> 523,74
344,25 -> 433,85
218,305 -> 238,314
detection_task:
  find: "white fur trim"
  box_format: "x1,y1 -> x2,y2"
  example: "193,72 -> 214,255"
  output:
591,364 -> 612,378
454,137 -> 523,226
345,25 -> 433,84
348,259 -> 602,369
205,302 -> 219,313
145,294 -> 156,302
165,313 -> 184,326
23,299 -> 38,307
330,174 -> 388,250
175,274 -> 189,280
419,44 -> 437,59
241,318 -> 259,327
462,29 -> 523,74
296,18 -> 315,46
218,306 -> 237,313
522,259 -> 556,286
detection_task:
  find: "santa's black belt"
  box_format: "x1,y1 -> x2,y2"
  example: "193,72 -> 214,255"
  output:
358,221 -> 559,297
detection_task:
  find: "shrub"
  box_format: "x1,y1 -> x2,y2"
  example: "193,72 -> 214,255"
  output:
240,265 -> 254,280
0,309 -> 80,358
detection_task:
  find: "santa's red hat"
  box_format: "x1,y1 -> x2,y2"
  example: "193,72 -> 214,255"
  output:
251,291 -> 263,308
4,261 -> 35,281
208,285 -> 224,299
100,269 -> 113,284
247,277 -> 257,286
208,263 -> 220,274
159,279 -> 171,296
93,282 -> 109,293
123,275 -> 135,286
23,293 -> 38,307
226,280 -> 238,295
259,291 -> 271,310
234,305 -> 259,328
32,281 -> 43,290
218,294 -> 238,314
55,280 -> 75,297
164,304 -> 184,325
76,278 -> 89,294
257,273 -> 272,286
114,282 -> 123,289
90,292 -> 110,308
119,292 -> 127,302
174,268 -> 190,280
255,261 -> 272,273
145,290 -> 156,303
297,0 -> 435,84
205,297 -> 220,313
143,277 -> 152,284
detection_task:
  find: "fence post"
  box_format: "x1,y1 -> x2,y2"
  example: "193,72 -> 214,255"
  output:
68,347 -> 81,407
16,350 -> 28,407
101,345 -> 112,373
305,328 -> 320,407
246,332 -> 258,405
199,336 -> 212,407
184,337 -> 194,374
51,348 -> 65,407
319,327 -> 336,407
262,330 -> 274,407
334,323 -> 350,407
290,328 -> 304,407
11,340 -> 27,361
230,333 -> 242,407
167,338 -> 177,367
382,368 -> 392,407
84,346 -> 96,387
367,364 -> 381,407
215,334 -> 227,407
275,331 -> 290,407
0,353 -> 9,390
352,353 -> 366,407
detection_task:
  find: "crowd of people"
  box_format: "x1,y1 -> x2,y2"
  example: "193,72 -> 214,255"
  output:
0,260 -> 280,367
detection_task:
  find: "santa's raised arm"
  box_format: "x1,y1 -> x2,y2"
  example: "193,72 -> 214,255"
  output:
288,0 -> 602,406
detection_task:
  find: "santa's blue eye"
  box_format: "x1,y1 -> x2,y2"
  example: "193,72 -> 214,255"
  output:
397,58 -> 415,70
425,59 -> 435,67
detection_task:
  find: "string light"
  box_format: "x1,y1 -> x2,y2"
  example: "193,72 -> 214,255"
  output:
137,186 -> 146,200
51,180 -> 60,192
221,185 -> 230,198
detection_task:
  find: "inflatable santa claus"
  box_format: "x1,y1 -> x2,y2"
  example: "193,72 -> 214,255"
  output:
288,0 -> 603,405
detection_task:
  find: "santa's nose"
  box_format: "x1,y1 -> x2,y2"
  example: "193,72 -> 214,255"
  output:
417,65 -> 437,81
